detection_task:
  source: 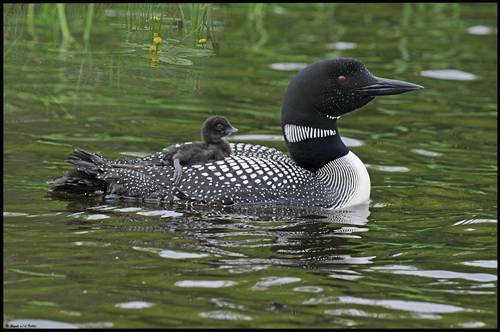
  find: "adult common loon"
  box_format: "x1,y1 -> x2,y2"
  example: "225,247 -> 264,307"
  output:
109,115 -> 238,186
48,58 -> 423,209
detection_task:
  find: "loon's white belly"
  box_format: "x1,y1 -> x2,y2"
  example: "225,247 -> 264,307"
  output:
315,151 -> 371,209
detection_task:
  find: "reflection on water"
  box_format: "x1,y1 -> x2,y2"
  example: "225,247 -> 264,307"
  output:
53,197 -> 373,273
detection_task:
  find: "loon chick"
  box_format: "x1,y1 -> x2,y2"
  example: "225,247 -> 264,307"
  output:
166,116 -> 237,185
48,58 -> 423,208
111,116 -> 237,186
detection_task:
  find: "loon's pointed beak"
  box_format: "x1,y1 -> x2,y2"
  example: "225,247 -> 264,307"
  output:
228,126 -> 238,134
359,77 -> 424,96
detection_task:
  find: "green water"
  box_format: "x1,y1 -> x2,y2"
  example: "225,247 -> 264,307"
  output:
4,3 -> 497,328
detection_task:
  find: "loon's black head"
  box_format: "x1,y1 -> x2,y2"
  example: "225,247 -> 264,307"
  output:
282,58 -> 423,127
201,116 -> 238,144
281,58 -> 424,172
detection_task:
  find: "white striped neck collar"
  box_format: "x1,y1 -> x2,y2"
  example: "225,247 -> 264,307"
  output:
283,124 -> 337,143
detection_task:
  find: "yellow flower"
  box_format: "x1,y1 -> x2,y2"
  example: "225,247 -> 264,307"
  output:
198,38 -> 207,44
150,16 -> 159,22
150,46 -> 156,52
154,37 -> 162,44
154,32 -> 158,37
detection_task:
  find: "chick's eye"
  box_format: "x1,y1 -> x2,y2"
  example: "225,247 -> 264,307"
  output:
338,76 -> 347,84
217,124 -> 223,129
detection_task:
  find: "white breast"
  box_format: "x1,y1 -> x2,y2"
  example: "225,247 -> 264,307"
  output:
315,151 -> 371,209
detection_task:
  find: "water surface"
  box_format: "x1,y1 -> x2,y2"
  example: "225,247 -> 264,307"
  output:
4,3 -> 497,328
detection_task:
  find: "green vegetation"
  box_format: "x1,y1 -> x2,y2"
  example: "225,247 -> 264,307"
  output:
3,3 -> 227,61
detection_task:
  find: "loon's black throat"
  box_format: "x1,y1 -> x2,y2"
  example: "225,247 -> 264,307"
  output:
283,120 -> 348,172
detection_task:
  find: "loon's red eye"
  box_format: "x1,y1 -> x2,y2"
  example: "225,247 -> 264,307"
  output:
338,76 -> 347,84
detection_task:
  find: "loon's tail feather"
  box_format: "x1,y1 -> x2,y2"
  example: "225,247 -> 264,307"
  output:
47,149 -> 110,195
69,149 -> 111,169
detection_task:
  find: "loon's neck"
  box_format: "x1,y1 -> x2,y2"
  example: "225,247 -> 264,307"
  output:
283,119 -> 349,172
